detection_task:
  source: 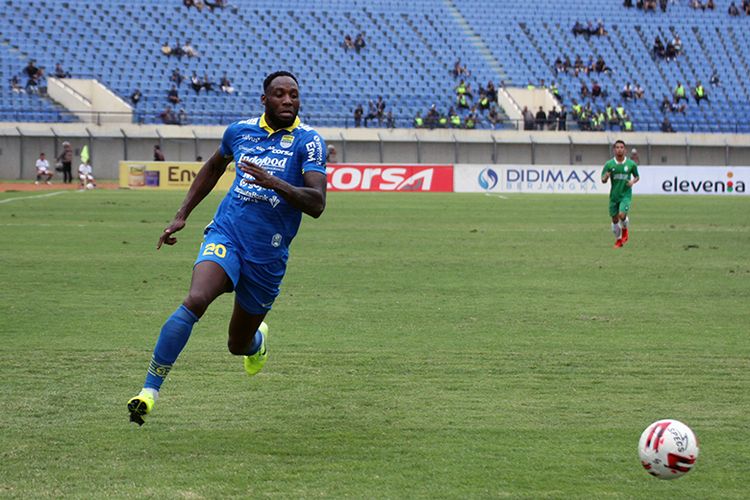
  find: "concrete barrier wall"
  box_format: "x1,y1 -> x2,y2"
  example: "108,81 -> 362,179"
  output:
1,122 -> 749,180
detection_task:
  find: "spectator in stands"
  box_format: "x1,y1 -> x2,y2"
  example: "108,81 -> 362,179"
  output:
353,104 -> 363,127
478,92 -> 491,113
644,0 -> 657,11
376,96 -> 386,124
661,116 -> 675,132
220,74 -> 235,94
56,141 -> 74,184
665,40 -> 677,61
558,106 -> 567,131
693,81 -> 709,104
54,63 -> 71,79
744,0 -> 750,15
596,20 -> 607,36
167,85 -> 181,105
660,95 -> 672,113
184,0 -> 205,11
487,106 -> 500,129
580,81 -> 590,98
634,82 -> 645,99
594,56 -> 609,73
363,100 -> 378,127
191,72 -> 202,94
171,68 -> 184,87
486,80 -> 497,101
452,59 -> 470,78
130,88 -> 142,105
591,81 -> 603,99
534,106 -> 547,130
574,55 -> 584,75
691,0 -> 706,10
36,67 -> 48,95
653,36 -> 665,59
707,0 -> 715,9
674,82 -> 687,102
672,35 -> 683,56
659,0 -> 668,12
183,39 -> 198,58
438,111 -> 448,128
161,41 -> 172,56
522,106 -> 534,130
572,21 -> 586,37
710,70 -> 720,87
624,0 -> 633,7
426,105 -> 439,129
385,111 -> 395,128
621,82 -> 634,101
343,34 -> 354,52
25,73 -> 39,94
35,153 -> 54,185
728,1 -> 741,15
178,108 -> 189,125
10,75 -> 24,94
547,107 -> 558,130
23,60 -> 38,79
354,33 -> 366,53
204,0 -> 226,12
202,73 -> 214,92
172,40 -> 184,59
465,112 -> 477,130
159,106 -> 177,125
153,145 -> 165,161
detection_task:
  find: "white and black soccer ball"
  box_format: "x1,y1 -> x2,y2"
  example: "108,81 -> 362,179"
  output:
638,419 -> 699,479
86,182 -> 95,190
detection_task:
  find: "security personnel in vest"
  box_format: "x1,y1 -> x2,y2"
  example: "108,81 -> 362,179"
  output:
693,81 -> 708,105
438,114 -> 448,128
457,93 -> 469,109
478,93 -> 490,111
674,82 -> 686,102
450,110 -> 461,128
465,114 -> 476,129
414,112 -> 424,128
623,116 -> 633,131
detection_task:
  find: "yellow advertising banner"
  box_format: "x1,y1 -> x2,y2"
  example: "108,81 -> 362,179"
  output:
119,161 -> 236,190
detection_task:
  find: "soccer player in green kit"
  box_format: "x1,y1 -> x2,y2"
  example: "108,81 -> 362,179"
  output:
602,140 -> 640,248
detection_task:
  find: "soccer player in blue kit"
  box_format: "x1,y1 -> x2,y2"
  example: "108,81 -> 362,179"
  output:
127,71 -> 327,425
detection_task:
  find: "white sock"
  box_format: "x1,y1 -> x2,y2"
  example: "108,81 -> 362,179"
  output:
612,223 -> 622,238
621,217 -> 629,229
140,388 -> 159,400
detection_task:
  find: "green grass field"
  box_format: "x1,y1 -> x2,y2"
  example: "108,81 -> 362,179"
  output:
1,189 -> 748,498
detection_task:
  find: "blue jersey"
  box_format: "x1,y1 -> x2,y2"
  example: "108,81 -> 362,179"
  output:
212,114 -> 326,263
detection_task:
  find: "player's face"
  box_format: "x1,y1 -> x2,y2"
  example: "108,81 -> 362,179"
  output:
613,142 -> 626,158
262,76 -> 300,129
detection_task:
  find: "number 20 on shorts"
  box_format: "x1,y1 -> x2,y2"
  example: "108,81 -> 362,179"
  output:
202,242 -> 226,258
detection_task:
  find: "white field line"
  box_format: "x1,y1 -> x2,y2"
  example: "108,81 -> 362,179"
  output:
0,191 -> 69,204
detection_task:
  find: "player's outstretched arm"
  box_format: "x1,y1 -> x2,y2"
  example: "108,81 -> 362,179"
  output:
238,160 -> 326,218
158,149 -> 232,249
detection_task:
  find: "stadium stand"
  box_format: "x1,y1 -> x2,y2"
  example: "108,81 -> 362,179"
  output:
0,0 -> 748,132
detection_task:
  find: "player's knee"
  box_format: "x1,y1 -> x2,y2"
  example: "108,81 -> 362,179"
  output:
183,292 -> 214,317
618,213 -> 627,221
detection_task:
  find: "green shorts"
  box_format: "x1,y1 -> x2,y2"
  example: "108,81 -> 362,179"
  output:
609,196 -> 632,217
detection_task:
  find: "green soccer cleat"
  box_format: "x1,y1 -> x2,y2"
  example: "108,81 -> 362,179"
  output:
127,390 -> 155,426
243,321 -> 269,376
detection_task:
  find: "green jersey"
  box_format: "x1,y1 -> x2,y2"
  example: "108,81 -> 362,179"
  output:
602,157 -> 639,200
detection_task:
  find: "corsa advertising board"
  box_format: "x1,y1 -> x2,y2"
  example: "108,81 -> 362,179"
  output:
455,164 -> 750,195
119,161 -> 236,190
327,164 -> 453,192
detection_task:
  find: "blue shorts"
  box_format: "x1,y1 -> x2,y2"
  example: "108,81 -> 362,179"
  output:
194,227 -> 287,314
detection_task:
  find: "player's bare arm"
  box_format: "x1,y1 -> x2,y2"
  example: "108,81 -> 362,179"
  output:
238,160 -> 326,218
158,149 -> 232,248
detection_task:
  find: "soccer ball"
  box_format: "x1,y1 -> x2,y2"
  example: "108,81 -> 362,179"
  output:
86,182 -> 95,190
638,419 -> 699,479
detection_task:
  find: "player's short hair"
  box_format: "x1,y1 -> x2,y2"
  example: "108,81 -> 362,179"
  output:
614,139 -> 626,147
263,71 -> 299,93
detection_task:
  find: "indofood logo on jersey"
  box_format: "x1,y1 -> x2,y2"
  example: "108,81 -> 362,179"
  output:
503,167 -> 598,192
238,153 -> 288,170
478,168 -> 498,190
661,170 -> 745,194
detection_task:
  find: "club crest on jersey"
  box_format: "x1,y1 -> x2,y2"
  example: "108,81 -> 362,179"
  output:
280,134 -> 294,149
625,166 -> 629,172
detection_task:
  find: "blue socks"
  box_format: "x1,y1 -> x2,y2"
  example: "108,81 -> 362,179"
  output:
144,304 -> 199,391
245,330 -> 263,356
